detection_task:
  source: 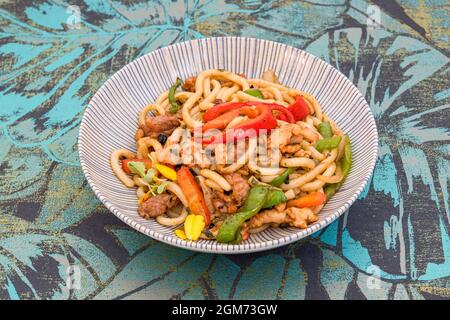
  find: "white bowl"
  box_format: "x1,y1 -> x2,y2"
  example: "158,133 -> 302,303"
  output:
78,37 -> 378,254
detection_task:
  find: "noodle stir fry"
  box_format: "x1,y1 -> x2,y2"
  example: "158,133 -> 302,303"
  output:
110,69 -> 352,244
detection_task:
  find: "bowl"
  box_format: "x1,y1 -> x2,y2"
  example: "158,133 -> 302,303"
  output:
78,37 -> 378,253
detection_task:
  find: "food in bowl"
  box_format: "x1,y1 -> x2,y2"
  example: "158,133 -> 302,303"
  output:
110,69 -> 352,244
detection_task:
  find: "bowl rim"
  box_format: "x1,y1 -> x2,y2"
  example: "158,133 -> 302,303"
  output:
78,36 -> 379,254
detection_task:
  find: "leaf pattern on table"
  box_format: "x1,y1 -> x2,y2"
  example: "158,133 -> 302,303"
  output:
306,23 -> 450,280
91,242 -> 213,300
0,215 -> 117,299
0,0 -> 449,300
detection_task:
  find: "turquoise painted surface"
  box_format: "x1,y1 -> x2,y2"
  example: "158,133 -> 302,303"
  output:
0,0 -> 449,299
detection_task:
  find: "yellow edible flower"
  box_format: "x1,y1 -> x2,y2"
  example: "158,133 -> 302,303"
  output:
175,214 -> 205,241
155,164 -> 177,181
185,214 -> 205,241
175,229 -> 187,240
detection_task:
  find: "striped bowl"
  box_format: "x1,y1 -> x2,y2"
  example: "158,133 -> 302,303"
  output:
78,37 -> 378,254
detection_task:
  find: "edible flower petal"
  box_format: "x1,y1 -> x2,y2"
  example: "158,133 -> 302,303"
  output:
184,214 -> 205,241
175,229 -> 187,240
155,164 -> 177,181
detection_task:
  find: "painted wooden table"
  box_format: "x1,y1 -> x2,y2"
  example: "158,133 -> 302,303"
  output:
0,0 -> 448,300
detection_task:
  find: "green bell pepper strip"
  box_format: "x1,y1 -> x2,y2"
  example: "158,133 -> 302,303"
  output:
270,167 -> 296,187
216,185 -> 286,243
244,88 -> 264,99
324,183 -> 339,199
324,135 -> 352,199
315,136 -> 342,152
216,185 -> 268,243
229,231 -> 243,244
318,122 -> 332,138
262,189 -> 287,209
168,78 -> 182,113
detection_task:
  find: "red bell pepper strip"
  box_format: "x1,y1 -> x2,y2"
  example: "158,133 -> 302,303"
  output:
203,102 -> 252,122
201,101 -> 296,144
122,159 -> 152,174
233,104 -> 278,131
176,166 -> 211,225
202,108 -> 244,132
275,113 -> 288,122
203,104 -> 277,144
204,101 -> 293,122
288,95 -> 310,121
270,105 -> 295,123
201,104 -> 263,132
